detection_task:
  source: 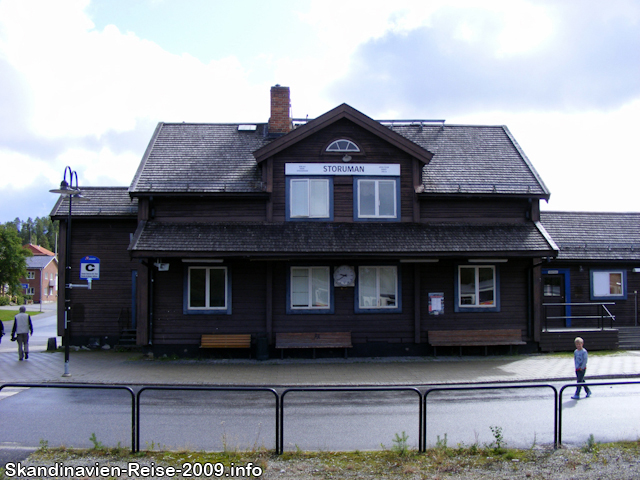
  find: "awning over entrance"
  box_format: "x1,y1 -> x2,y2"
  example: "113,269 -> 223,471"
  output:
129,221 -> 558,259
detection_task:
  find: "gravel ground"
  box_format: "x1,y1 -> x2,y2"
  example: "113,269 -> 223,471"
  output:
3,445 -> 639,479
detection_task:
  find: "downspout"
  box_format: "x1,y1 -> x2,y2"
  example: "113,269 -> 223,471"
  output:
527,266 -> 533,339
149,266 -> 154,345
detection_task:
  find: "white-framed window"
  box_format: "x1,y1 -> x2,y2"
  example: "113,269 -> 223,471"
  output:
457,265 -> 497,309
355,178 -> 398,220
290,267 -> 331,310
591,270 -> 626,300
357,266 -> 398,310
326,139 -> 360,152
187,266 -> 229,311
288,178 -> 331,219
26,271 -> 35,279
25,287 -> 35,295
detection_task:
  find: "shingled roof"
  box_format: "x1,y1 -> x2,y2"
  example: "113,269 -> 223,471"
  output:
129,221 -> 557,257
129,123 -> 270,194
540,211 -> 640,261
128,106 -> 549,198
26,255 -> 57,269
392,124 -> 549,197
50,187 -> 138,218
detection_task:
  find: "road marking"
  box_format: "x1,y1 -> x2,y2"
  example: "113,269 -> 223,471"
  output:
0,387 -> 29,401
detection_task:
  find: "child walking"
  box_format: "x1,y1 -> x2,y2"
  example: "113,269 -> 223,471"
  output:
571,337 -> 592,400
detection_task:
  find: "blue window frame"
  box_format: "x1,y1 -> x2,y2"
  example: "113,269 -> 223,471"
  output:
355,265 -> 402,313
454,265 -> 501,312
183,266 -> 231,314
590,269 -> 627,300
353,177 -> 400,222
287,266 -> 334,314
286,177 -> 333,221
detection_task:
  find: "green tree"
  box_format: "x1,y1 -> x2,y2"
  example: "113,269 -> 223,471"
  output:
0,225 -> 32,296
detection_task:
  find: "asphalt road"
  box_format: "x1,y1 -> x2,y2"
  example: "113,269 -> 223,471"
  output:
1,382 -> 639,453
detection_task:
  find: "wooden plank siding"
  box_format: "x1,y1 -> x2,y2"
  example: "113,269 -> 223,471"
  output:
544,263 -> 640,328
65,219 -> 139,340
420,198 -> 531,224
268,119 -> 420,223
151,197 -> 267,222
419,259 -> 531,342
146,258 -> 533,348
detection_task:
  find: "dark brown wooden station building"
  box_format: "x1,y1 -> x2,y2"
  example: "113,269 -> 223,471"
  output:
51,86 -> 640,356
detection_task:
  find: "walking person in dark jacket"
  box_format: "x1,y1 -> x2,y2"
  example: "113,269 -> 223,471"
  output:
11,306 -> 33,361
571,336 -> 592,399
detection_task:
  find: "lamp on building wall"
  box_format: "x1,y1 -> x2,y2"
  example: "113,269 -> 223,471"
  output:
49,166 -> 87,377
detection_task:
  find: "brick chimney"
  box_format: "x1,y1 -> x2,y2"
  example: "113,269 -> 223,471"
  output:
268,85 -> 291,136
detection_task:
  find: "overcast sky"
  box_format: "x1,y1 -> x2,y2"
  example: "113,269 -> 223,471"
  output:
1,0 -> 639,223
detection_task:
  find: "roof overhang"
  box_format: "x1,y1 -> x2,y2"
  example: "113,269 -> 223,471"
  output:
129,221 -> 558,259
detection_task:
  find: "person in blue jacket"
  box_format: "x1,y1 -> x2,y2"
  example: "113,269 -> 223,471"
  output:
11,306 -> 33,361
571,337 -> 592,399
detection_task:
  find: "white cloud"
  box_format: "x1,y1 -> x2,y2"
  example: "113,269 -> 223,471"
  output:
0,0 -> 266,139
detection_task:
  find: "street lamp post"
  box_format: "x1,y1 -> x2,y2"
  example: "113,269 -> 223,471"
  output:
49,167 -> 86,377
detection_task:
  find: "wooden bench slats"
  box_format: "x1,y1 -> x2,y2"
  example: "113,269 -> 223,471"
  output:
200,334 -> 252,349
276,332 -> 352,349
428,329 -> 525,346
275,332 -> 352,358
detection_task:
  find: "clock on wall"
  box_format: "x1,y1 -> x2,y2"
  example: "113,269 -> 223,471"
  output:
333,265 -> 356,287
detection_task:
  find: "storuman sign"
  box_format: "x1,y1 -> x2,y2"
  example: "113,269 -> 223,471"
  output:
285,163 -> 400,176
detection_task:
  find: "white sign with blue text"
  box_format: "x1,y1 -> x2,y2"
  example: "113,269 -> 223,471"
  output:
285,163 -> 400,176
80,256 -> 100,280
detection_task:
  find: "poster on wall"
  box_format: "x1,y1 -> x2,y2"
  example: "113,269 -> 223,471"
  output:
429,292 -> 444,315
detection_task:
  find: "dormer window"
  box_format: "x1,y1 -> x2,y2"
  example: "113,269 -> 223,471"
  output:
326,139 -> 360,153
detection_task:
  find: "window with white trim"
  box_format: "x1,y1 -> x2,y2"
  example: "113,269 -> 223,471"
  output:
288,178 -> 331,219
290,267 -> 331,310
187,266 -> 229,311
591,270 -> 626,299
326,139 -> 360,152
358,266 -> 398,309
458,265 -> 496,308
355,178 -> 398,220
26,271 -> 35,279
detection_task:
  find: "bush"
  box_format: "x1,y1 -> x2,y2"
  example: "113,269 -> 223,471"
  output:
0,296 -> 9,306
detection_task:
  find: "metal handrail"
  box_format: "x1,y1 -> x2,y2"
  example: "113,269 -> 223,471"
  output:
279,387 -> 423,454
136,386 -> 279,453
558,381 -> 640,445
424,384 -> 558,450
543,302 -> 616,331
0,383 -> 136,452
3,380 -> 640,453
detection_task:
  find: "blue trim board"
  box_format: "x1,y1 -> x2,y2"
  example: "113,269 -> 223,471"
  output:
543,268 -> 571,326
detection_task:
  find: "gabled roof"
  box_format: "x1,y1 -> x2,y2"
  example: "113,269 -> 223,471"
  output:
129,221 -> 557,258
392,124 -> 550,197
540,211 -> 640,261
129,122 -> 271,194
124,104 -> 548,199
26,244 -> 55,256
253,103 -> 434,164
26,255 -> 56,269
50,187 -> 138,219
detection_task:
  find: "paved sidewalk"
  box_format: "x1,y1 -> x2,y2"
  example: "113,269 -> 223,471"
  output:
1,349 -> 640,387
